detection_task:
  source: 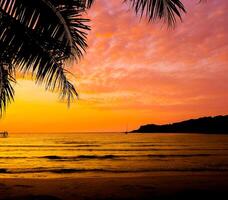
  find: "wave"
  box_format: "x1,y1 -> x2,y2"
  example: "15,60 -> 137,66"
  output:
0,144 -> 101,148
57,141 -> 97,144
1,146 -> 228,153
58,141 -> 177,145
2,167 -> 228,174
0,168 -> 7,173
0,156 -> 27,159
42,154 -> 216,160
47,153 -> 228,160
0,153 -> 226,161
41,153 -> 228,160
130,144 -> 190,147
146,154 -> 214,158
42,155 -> 118,160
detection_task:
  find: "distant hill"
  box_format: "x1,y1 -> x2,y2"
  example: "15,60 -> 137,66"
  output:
130,115 -> 228,133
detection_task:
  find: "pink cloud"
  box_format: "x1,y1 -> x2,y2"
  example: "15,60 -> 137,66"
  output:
71,0 -> 228,119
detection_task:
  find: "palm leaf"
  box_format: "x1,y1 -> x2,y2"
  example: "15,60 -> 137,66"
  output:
125,0 -> 186,27
0,65 -> 15,116
0,0 -> 92,113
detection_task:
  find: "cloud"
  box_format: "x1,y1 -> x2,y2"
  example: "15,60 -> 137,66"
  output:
71,0 -> 228,115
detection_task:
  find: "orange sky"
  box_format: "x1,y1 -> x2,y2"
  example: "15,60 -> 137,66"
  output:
1,0 -> 228,132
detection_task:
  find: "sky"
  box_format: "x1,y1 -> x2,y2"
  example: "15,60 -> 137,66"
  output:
1,0 -> 228,132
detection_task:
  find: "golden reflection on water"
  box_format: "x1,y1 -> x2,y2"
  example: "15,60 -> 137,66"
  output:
1,133 -> 228,178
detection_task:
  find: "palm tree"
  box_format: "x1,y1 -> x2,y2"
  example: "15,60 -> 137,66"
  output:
0,0 -> 187,115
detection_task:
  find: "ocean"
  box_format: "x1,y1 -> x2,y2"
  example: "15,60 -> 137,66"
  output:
1,133 -> 228,178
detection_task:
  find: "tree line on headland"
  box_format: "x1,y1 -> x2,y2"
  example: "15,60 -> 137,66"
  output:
130,115 -> 228,134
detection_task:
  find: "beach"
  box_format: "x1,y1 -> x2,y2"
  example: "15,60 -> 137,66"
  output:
1,172 -> 228,200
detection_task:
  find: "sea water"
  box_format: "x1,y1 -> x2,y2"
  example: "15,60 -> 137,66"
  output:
0,133 -> 228,178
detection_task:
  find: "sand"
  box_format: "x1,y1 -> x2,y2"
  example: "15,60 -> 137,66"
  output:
1,172 -> 228,200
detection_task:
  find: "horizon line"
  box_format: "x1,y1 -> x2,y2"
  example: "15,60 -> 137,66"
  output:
7,131 -> 126,134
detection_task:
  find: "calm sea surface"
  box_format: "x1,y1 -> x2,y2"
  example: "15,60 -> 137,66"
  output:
1,133 -> 228,178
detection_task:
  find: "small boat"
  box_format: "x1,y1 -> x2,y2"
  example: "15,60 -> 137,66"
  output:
124,125 -> 128,134
0,131 -> 8,138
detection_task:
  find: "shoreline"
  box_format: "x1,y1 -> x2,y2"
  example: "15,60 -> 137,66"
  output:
1,172 -> 228,200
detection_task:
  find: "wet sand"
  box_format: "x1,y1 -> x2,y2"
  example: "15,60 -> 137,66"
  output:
1,172 -> 228,200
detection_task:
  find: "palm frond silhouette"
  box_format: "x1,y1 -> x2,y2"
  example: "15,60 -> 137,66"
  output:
0,0 -> 194,115
125,0 -> 186,27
